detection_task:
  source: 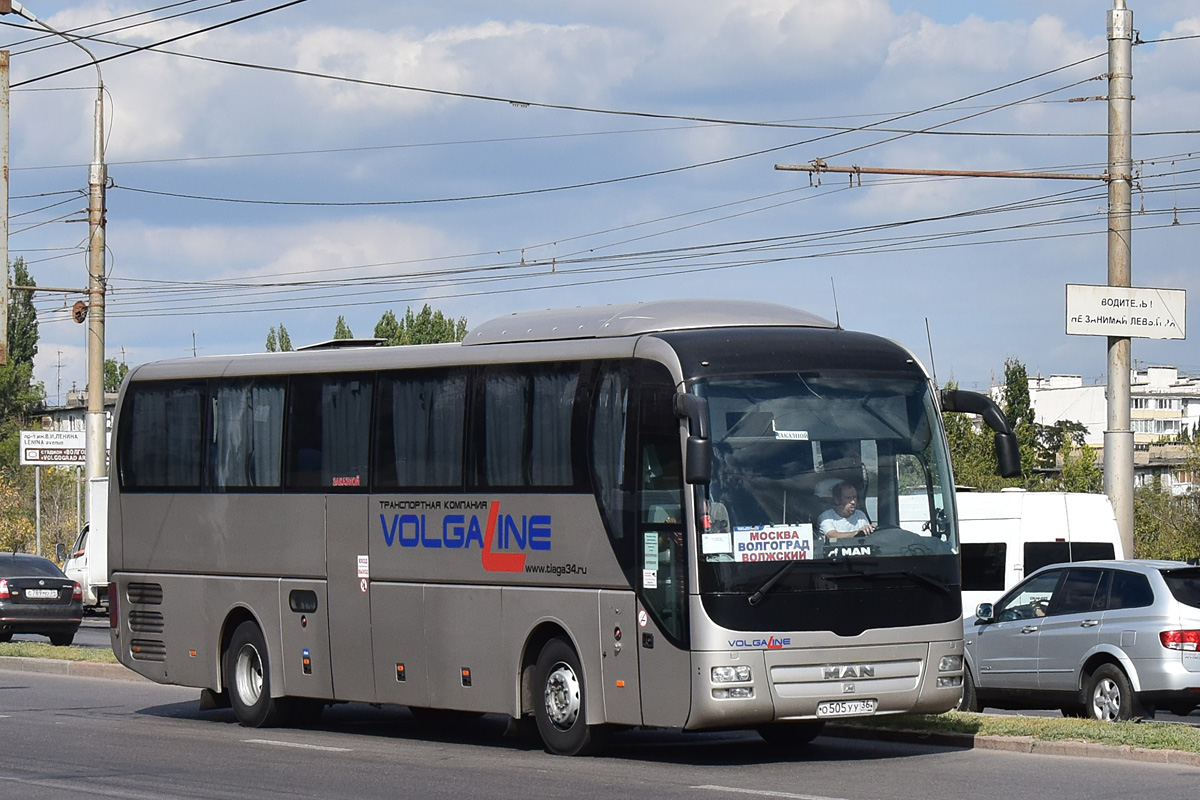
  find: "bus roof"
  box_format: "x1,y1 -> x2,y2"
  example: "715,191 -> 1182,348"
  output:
462,299 -> 836,345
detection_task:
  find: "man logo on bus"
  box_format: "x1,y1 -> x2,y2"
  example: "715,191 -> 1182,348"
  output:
379,501 -> 550,573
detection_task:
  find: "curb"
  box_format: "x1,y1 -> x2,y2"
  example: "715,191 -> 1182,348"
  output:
0,656 -> 151,682
826,723 -> 1200,767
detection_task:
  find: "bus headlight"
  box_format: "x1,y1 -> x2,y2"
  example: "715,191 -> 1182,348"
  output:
713,686 -> 755,699
711,665 -> 752,683
939,655 -> 963,672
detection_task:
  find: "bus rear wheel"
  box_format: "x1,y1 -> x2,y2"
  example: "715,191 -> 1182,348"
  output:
533,637 -> 607,756
225,620 -> 293,728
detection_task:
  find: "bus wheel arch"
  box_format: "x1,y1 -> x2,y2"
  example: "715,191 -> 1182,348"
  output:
531,634 -> 608,756
218,606 -> 259,692
519,623 -> 570,719
223,616 -> 294,728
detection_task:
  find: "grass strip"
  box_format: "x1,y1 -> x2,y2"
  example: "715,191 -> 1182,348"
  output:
0,641 -> 118,663
850,710 -> 1200,752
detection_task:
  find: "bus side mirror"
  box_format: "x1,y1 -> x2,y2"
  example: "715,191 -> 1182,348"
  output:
994,431 -> 1021,479
55,543 -> 67,562
940,388 -> 1023,478
674,393 -> 712,485
685,436 -> 712,485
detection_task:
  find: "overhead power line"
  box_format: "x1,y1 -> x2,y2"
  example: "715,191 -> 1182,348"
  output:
7,0 -> 311,89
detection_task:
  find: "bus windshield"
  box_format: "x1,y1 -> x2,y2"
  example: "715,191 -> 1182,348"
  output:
693,371 -> 958,595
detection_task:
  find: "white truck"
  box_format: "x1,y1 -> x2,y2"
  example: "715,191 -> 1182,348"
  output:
903,489 -> 1124,615
60,478 -> 109,613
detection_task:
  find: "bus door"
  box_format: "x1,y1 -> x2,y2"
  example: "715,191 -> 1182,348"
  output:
326,494 -> 376,701
633,376 -> 691,727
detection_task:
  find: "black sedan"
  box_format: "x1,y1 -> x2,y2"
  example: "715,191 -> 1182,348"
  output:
0,553 -> 83,646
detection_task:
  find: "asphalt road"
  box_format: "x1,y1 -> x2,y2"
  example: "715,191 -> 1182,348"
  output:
13,619 -> 1200,725
1,670 -> 1198,800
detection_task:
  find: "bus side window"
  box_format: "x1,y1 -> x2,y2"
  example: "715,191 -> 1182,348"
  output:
209,380 -> 284,490
286,375 -> 372,491
118,381 -> 204,490
592,364 -> 634,573
374,370 -> 466,489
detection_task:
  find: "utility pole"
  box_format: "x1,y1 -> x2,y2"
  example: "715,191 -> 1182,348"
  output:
7,3 -> 108,490
776,7 -> 1140,558
1105,0 -> 1135,558
0,46 -> 8,367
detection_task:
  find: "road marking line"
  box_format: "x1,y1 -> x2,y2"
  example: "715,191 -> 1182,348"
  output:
243,738 -> 351,752
693,786 -> 853,800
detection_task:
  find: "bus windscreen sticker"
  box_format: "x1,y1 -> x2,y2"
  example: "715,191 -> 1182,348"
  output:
732,524 -> 813,562
702,532 -> 733,554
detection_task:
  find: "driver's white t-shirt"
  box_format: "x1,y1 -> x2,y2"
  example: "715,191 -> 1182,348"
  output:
817,509 -> 871,537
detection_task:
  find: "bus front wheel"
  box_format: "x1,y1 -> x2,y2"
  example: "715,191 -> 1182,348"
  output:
533,637 -> 607,756
225,620 -> 292,728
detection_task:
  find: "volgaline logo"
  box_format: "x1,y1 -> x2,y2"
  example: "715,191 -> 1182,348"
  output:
379,501 -> 550,573
727,636 -> 790,649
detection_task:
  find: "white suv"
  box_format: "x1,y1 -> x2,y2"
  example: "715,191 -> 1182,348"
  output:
962,559 -> 1200,720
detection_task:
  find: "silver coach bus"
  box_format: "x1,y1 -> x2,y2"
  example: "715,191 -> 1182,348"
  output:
108,300 -> 1020,755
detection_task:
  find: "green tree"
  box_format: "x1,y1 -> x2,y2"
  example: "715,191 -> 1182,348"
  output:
334,316 -> 354,340
374,304 -> 467,345
104,357 -> 129,392
0,473 -> 35,553
1000,358 -> 1038,485
1035,420 -> 1088,470
265,324 -> 293,352
0,258 -> 44,426
1053,443 -> 1103,493
1134,476 -> 1200,559
0,259 -> 53,554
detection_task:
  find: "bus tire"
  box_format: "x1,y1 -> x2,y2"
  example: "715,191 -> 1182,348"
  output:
533,637 -> 607,756
225,620 -> 292,728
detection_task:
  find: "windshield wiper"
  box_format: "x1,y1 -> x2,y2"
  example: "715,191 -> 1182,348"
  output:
825,568 -> 951,596
748,560 -> 803,606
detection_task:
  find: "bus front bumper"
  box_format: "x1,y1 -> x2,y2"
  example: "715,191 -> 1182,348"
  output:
686,639 -> 964,730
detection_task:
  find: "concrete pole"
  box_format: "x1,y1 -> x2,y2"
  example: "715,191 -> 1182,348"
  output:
0,51 -> 8,367
85,80 -> 106,485
12,4 -> 109,490
34,465 -> 40,556
1104,1 -> 1134,558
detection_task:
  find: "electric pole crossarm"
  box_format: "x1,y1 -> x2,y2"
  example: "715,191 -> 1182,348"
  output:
775,162 -> 1107,182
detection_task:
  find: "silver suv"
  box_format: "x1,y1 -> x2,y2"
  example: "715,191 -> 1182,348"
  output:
961,559 -> 1200,720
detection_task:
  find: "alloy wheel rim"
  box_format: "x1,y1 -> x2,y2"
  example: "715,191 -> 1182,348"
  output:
544,662 -> 581,731
235,644 -> 264,706
1092,678 -> 1120,721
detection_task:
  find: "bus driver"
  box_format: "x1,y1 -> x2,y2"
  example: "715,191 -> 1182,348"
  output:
818,482 -> 877,539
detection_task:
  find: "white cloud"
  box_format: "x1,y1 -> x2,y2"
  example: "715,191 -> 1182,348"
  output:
117,216 -> 466,281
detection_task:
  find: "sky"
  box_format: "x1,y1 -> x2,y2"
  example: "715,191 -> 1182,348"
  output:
2,0 -> 1197,403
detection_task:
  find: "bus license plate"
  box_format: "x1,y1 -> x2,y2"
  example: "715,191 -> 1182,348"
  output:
816,699 -> 877,717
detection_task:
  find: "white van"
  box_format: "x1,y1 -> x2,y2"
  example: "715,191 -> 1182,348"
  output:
902,490 -> 1123,614
60,479 -> 109,613
956,490 -> 1123,613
